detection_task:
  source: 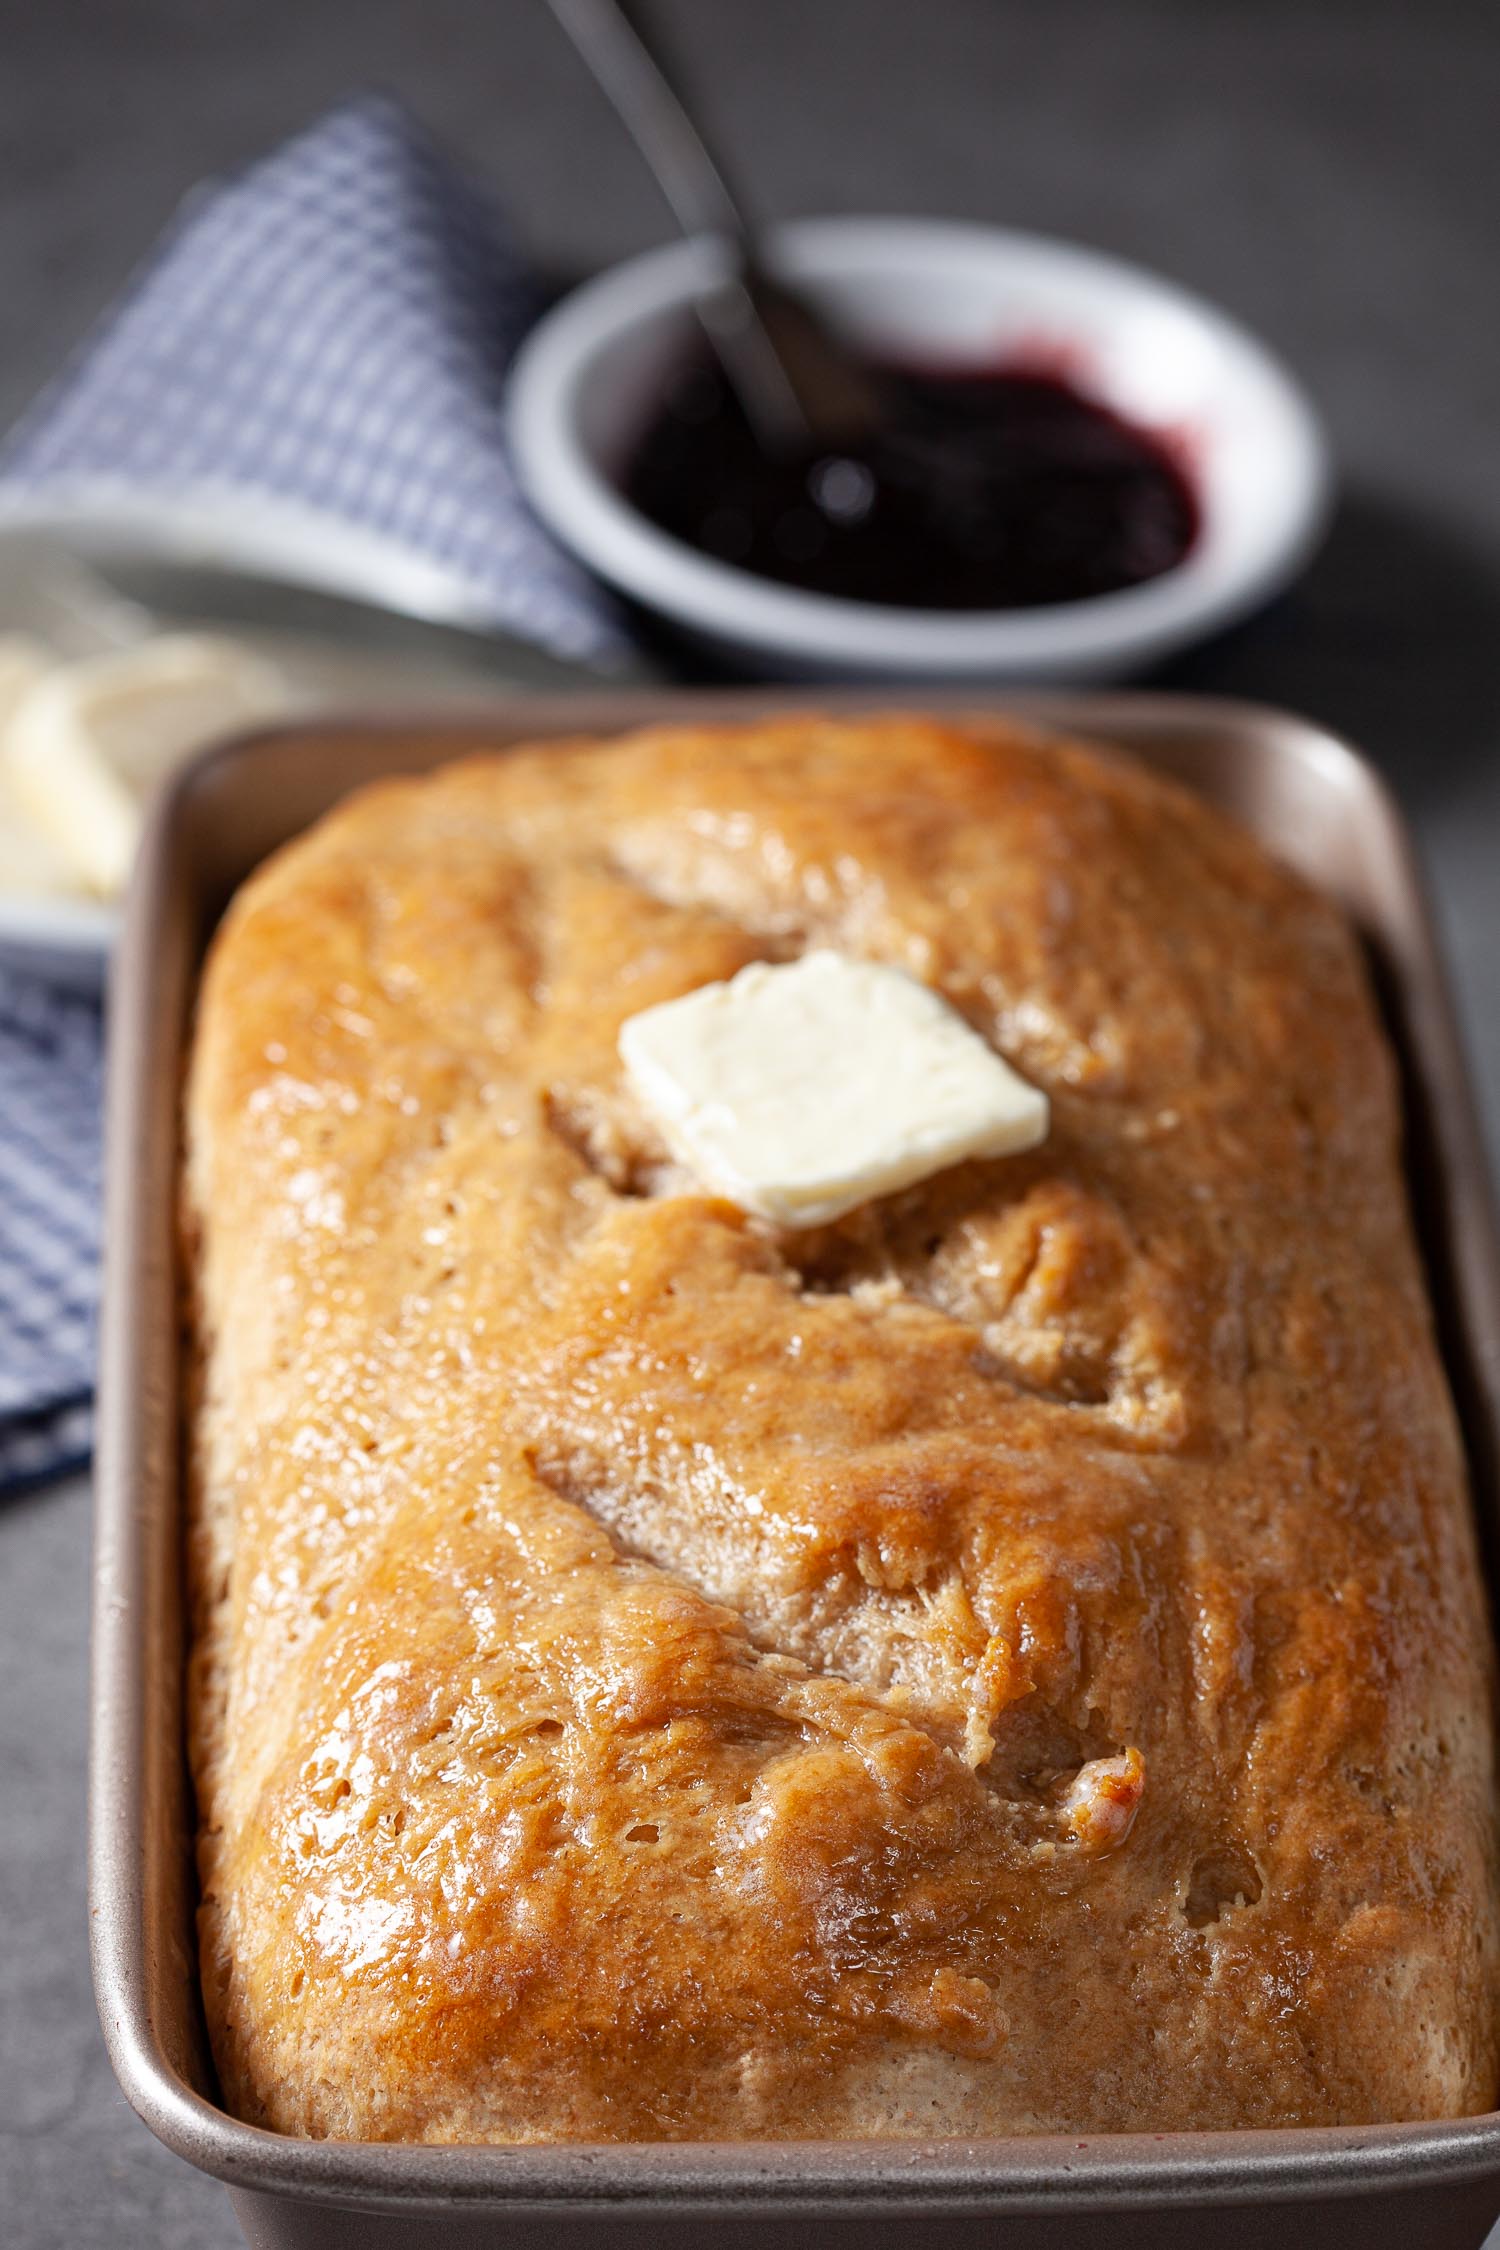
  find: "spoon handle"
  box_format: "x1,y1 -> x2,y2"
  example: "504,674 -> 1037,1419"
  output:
543,0 -> 746,245
542,0 -> 811,449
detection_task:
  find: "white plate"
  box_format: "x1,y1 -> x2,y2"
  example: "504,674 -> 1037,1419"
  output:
0,890 -> 120,992
0,525 -> 608,991
0,483 -> 526,640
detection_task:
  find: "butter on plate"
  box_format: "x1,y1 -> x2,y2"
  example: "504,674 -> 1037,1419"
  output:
1,634 -> 288,899
618,949 -> 1048,1228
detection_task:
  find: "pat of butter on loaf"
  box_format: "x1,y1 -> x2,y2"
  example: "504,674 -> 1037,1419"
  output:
618,949 -> 1048,1227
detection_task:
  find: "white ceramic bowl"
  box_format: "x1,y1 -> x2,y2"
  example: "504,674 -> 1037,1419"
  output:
509,217 -> 1330,683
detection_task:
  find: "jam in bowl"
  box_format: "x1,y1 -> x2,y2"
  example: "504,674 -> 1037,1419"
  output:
623,349 -> 1199,614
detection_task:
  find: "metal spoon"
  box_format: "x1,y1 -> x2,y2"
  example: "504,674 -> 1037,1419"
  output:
542,0 -> 887,455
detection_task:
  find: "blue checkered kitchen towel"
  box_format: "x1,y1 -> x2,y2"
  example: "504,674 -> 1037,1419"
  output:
0,94 -> 621,1493
0,975 -> 102,1491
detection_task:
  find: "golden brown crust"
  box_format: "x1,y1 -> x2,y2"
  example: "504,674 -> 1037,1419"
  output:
184,714 -> 1500,2141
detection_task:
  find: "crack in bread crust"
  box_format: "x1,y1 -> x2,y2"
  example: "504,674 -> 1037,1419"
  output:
184,714 -> 1500,2143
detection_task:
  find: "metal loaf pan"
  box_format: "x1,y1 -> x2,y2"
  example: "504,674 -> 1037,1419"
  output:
92,690 -> 1500,2249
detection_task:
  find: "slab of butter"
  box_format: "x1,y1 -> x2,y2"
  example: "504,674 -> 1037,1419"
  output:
0,637 -> 75,897
618,950 -> 1049,1227
2,634 -> 287,897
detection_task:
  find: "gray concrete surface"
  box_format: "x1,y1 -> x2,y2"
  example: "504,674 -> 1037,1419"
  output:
2,1 -> 1498,2243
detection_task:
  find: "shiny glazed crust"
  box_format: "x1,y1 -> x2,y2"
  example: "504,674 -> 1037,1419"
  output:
183,715 -> 1500,2141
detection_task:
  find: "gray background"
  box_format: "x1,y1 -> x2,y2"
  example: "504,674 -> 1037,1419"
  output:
1,0 -> 1497,2243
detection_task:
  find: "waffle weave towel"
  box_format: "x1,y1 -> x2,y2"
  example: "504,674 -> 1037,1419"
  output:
0,91 -> 621,660
0,93 -> 620,1492
0,974 -> 102,1493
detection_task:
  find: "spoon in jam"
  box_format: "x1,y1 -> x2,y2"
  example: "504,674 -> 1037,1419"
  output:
542,0 -> 888,458
543,0 -> 1200,613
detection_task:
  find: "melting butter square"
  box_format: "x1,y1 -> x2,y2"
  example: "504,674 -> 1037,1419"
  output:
618,949 -> 1048,1227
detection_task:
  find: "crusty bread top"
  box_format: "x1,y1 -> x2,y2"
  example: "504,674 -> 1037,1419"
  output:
184,715 -> 1499,2141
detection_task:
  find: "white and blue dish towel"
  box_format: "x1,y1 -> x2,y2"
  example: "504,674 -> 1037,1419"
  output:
0,94 -> 620,1493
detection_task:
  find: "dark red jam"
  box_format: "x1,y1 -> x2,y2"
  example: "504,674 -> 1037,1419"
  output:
621,351 -> 1199,611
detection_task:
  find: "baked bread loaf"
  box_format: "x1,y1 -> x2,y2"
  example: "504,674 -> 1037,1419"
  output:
184,714 -> 1500,2141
